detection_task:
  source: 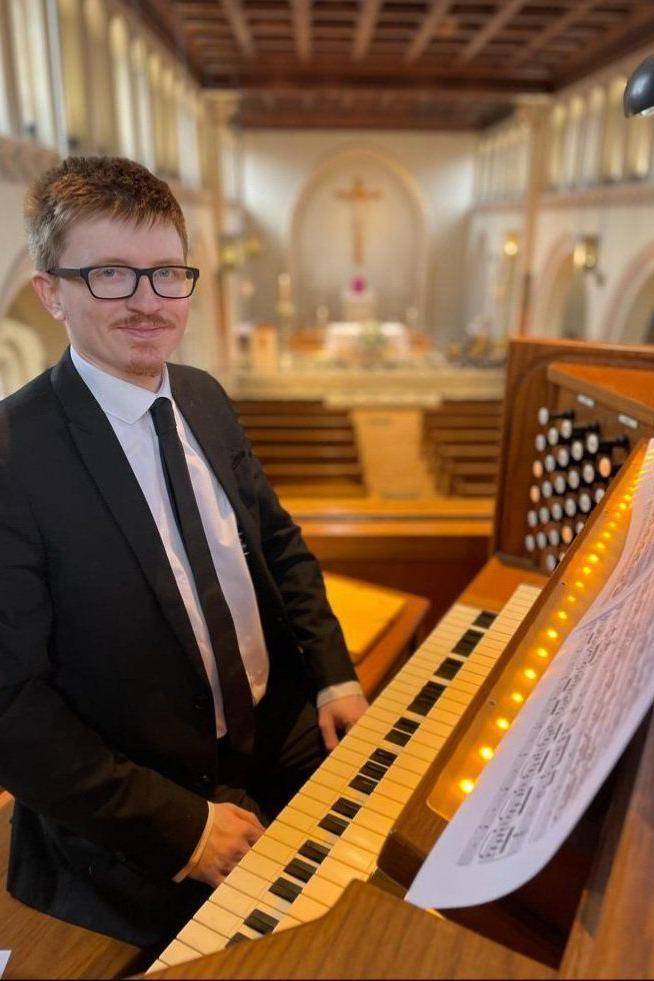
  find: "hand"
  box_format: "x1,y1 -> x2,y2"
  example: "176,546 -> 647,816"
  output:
189,802 -> 264,888
318,694 -> 369,752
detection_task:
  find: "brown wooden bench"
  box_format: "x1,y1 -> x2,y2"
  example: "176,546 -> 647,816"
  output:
423,400 -> 502,497
234,399 -> 365,497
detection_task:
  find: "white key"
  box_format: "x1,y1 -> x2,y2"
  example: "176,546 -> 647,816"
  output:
159,940 -> 202,966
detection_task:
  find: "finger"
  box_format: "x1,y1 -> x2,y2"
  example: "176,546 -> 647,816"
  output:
232,805 -> 265,831
320,714 -> 339,752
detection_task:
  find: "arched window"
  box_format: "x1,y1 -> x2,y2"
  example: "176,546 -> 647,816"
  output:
602,75 -> 627,182
131,39 -> 155,169
161,66 -> 179,176
83,0 -> 115,153
625,111 -> 653,180
148,52 -> 166,172
561,96 -> 585,188
178,86 -> 201,188
579,86 -> 606,186
547,104 -> 567,190
109,15 -> 136,158
0,2 -> 15,136
57,0 -> 87,149
8,0 -> 56,145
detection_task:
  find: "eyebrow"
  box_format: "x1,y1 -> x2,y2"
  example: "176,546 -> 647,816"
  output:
84,258 -> 186,266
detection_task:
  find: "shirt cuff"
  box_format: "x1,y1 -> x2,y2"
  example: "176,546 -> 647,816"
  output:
172,802 -> 213,882
316,680 -> 365,709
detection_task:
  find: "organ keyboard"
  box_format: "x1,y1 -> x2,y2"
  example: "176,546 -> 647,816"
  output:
150,585 -> 541,972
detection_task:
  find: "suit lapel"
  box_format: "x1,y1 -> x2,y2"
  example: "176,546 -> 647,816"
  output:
50,350 -> 211,689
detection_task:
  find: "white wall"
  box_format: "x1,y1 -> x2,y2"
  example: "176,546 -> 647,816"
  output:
240,130 -> 476,348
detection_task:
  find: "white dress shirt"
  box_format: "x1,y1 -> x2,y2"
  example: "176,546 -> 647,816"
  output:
70,348 -> 362,737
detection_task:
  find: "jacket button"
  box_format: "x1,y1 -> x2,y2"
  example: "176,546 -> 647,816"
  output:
200,773 -> 212,787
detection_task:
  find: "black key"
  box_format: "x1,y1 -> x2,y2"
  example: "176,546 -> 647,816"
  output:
395,717 -> 419,734
386,728 -> 410,746
452,629 -> 483,656
350,774 -> 377,794
474,610 -> 497,628
285,857 -> 315,882
423,681 -> 446,697
360,760 -> 386,781
371,748 -> 397,766
332,797 -> 360,819
434,658 -> 462,680
407,697 -> 432,716
299,840 -> 329,864
319,813 -> 349,835
245,909 -> 278,935
270,877 -> 302,903
227,932 -> 249,947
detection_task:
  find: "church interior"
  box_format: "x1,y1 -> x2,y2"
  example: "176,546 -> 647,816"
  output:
3,1 -> 654,978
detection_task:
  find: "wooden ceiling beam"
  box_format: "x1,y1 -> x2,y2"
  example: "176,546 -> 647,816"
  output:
458,0 -> 527,63
219,0 -> 255,59
405,0 -> 453,64
554,4 -> 654,87
352,0 -> 382,61
511,0 -> 598,66
290,0 -> 312,63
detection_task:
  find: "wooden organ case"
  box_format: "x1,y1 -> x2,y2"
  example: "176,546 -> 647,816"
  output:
147,338 -> 654,981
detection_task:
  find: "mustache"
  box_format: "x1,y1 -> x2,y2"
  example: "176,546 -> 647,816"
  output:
112,315 -> 174,329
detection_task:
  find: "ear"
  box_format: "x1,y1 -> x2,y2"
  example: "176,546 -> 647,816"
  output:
32,272 -> 66,322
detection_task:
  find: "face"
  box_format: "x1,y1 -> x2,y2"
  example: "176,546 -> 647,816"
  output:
33,215 -> 190,391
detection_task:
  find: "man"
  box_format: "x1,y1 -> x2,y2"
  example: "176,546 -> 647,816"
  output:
0,156 -> 367,947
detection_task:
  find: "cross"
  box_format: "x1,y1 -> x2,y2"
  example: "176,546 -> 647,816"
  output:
336,176 -> 382,266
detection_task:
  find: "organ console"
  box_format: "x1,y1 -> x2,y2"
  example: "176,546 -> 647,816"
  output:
143,338 -> 654,980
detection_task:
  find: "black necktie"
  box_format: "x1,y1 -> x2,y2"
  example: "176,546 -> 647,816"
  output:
150,396 -> 255,754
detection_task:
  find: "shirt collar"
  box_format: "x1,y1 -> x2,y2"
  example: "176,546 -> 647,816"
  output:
70,346 -> 172,424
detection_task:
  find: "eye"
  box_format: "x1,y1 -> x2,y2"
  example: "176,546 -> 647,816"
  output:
97,266 -> 128,279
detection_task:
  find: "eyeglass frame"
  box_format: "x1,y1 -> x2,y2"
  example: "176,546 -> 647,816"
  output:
46,265 -> 200,300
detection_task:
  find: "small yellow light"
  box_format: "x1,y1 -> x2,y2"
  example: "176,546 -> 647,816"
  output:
588,554 -> 599,565
496,717 -> 510,730
566,594 -> 577,604
524,667 -> 537,680
602,531 -> 611,540
511,691 -> 525,704
557,610 -> 568,621
596,542 -> 606,552
582,565 -> 592,576
546,628 -> 558,640
574,580 -> 586,590
619,503 -> 627,512
624,494 -> 632,502
459,778 -> 475,794
608,521 -> 617,530
536,646 -> 549,659
479,746 -> 494,761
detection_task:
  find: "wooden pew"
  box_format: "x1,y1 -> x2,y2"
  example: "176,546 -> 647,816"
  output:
234,400 -> 365,498
423,400 -> 502,498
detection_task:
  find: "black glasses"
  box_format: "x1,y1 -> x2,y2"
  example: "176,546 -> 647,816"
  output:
47,265 -> 200,299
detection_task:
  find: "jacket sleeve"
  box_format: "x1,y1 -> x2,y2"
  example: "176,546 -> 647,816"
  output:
0,460 -> 208,879
217,388 -> 358,694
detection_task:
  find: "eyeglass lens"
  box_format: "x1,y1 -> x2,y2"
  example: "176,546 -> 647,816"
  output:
88,266 -> 195,298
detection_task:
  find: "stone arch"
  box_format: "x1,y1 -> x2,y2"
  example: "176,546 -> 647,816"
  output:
288,143 -> 429,328
0,318 -> 47,395
531,235 -> 575,335
602,241 -> 654,343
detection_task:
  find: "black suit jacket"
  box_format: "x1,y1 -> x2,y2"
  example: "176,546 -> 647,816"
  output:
0,349 -> 355,945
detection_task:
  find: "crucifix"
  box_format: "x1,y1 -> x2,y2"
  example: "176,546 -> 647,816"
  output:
336,176 -> 382,266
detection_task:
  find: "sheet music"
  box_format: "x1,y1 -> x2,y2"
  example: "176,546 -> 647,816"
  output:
407,441 -> 654,910
0,952 -> 10,979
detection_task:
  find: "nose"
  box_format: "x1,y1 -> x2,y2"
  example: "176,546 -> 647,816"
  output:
125,271 -> 164,312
